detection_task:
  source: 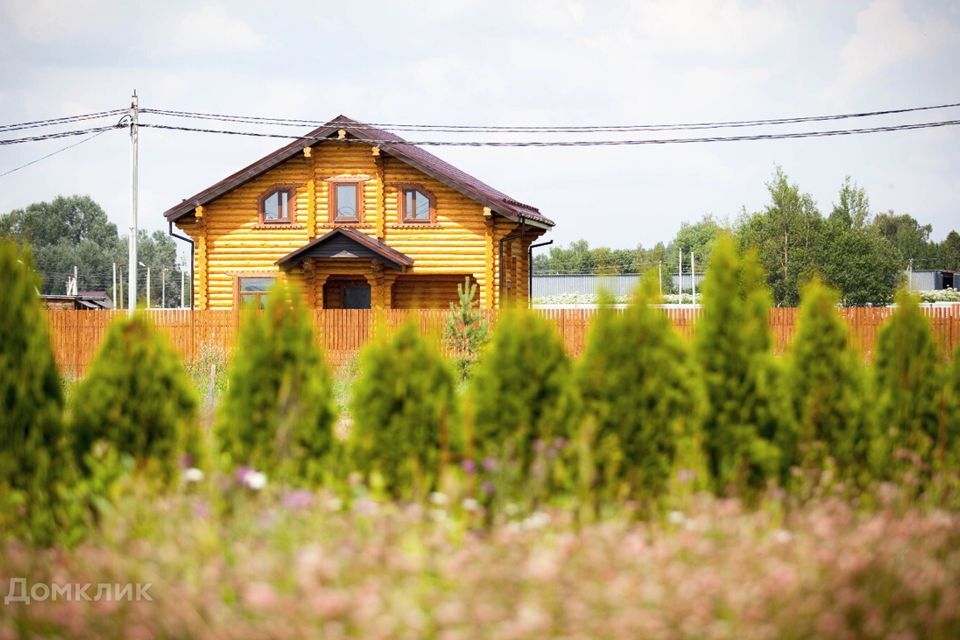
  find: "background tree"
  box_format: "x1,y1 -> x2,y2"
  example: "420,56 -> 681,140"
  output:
443,278 -> 489,379
351,320 -> 458,497
69,311 -> 199,483
667,214 -> 726,270
0,195 -> 185,306
216,281 -> 337,483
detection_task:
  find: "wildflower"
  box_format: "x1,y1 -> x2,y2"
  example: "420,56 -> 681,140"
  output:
482,457 -> 498,471
772,529 -> 793,544
667,510 -> 686,525
326,497 -> 343,511
461,497 -> 480,512
429,491 -> 448,506
460,458 -> 477,474
183,467 -> 204,483
282,489 -> 314,510
522,511 -> 551,530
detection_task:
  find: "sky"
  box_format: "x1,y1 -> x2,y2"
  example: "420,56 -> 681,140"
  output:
1,0 -> 958,260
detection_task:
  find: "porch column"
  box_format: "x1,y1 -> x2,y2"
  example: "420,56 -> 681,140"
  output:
314,274 -> 329,309
364,262 -> 395,310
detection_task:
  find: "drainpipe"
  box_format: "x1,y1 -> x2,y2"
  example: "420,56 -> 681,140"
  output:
528,239 -> 553,308
168,220 -> 194,309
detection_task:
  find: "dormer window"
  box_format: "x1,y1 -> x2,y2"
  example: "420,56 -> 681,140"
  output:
400,187 -> 436,224
260,187 -> 295,224
331,181 -> 362,222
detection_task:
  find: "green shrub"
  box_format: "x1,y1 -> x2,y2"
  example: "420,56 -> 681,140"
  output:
216,281 -> 336,484
443,277 -> 489,380
0,240 -> 83,544
350,320 -> 458,497
943,344 -> 960,469
69,310 -> 198,482
469,307 -> 573,473
693,233 -> 794,493
786,279 -> 871,484
872,288 -> 941,477
576,274 -> 703,502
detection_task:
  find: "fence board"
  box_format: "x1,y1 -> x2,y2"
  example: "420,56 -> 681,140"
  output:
45,305 -> 960,378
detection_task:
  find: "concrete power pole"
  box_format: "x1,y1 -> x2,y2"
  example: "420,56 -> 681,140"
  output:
127,90 -> 139,316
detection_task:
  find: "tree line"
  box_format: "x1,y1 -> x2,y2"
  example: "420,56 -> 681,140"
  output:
0,195 -> 184,306
534,168 -> 960,305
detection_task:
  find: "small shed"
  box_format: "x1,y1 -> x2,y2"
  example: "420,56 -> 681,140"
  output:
908,270 -> 956,291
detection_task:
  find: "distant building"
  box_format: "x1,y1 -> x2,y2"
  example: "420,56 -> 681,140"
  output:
42,291 -> 113,310
907,270 -> 956,291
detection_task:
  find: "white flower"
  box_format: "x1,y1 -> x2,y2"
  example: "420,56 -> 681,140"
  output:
429,491 -> 448,506
183,467 -> 204,483
461,498 -> 480,512
245,471 -> 267,491
667,510 -> 685,525
326,497 -> 343,511
772,529 -> 793,544
522,511 -> 551,530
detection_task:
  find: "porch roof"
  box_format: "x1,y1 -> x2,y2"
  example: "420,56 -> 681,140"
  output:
276,228 -> 414,270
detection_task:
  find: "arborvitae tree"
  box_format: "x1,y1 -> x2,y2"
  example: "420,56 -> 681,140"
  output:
469,307 -> 573,471
942,344 -> 960,469
216,281 -> 336,483
786,279 -> 870,479
70,311 -> 198,482
350,320 -> 458,497
694,233 -> 793,493
0,240 -> 82,544
872,288 -> 941,475
443,277 -> 489,380
576,273 -> 703,501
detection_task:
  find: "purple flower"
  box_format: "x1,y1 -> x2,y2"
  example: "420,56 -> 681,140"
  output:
281,489 -> 315,510
482,480 -> 496,496
179,453 -> 194,469
234,466 -> 253,485
482,457 -> 498,472
461,458 -> 477,474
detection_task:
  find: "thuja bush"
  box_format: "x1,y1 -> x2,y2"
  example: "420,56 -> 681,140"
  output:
350,320 -> 458,497
786,279 -> 871,485
576,275 -> 703,503
694,233 -> 795,493
872,288 -> 942,478
0,240 -> 83,545
70,311 -> 199,483
216,281 -> 336,484
469,306 -> 573,474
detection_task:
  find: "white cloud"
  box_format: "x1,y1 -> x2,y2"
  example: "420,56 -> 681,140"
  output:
173,5 -> 264,53
0,0 -> 118,43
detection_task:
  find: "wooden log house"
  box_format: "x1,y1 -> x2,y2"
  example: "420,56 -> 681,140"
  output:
164,116 -> 553,310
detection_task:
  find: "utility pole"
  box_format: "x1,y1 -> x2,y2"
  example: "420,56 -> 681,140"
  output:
145,265 -> 151,309
127,90 -> 139,316
161,268 -> 166,308
691,252 -> 696,306
118,270 -> 124,311
658,260 -> 662,296
678,247 -> 683,298
112,262 -> 117,309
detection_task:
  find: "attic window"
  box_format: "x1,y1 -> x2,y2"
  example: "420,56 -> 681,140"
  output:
331,181 -> 362,222
400,187 -> 435,224
260,187 -> 295,224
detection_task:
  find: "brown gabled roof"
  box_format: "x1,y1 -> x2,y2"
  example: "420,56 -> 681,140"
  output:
276,227 -> 414,270
163,115 -> 552,227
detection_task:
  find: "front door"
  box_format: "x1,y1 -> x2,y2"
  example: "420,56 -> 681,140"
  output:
342,284 -> 371,309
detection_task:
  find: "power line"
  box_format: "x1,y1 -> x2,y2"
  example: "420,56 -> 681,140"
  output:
0,128 -> 114,178
137,118 -> 960,147
141,100 -> 960,133
0,109 -> 127,133
0,124 -> 123,146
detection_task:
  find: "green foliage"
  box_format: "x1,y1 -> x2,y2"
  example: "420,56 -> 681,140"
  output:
943,344 -> 960,469
576,272 -> 703,502
469,307 -> 573,472
786,279 -> 870,480
0,240 -> 85,544
69,311 -> 199,482
694,233 -> 794,492
668,214 -> 726,270
532,238 -> 671,276
216,281 -> 336,483
872,289 -> 942,475
350,320 -> 458,497
443,277 -> 489,379
0,195 -> 184,305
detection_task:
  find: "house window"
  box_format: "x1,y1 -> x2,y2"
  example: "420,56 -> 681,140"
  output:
237,276 -> 275,309
260,187 -> 294,224
401,187 -> 435,223
331,182 -> 361,222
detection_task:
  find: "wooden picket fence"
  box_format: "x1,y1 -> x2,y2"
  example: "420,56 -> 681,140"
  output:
44,305 -> 960,378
